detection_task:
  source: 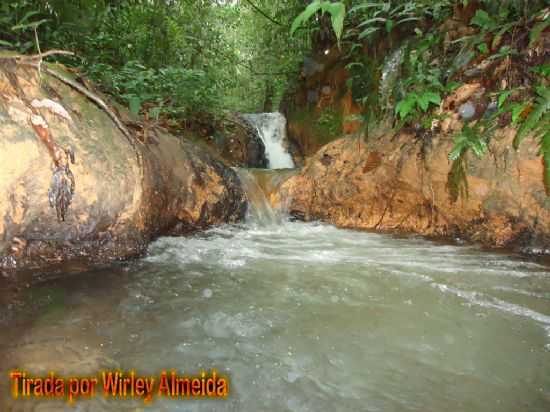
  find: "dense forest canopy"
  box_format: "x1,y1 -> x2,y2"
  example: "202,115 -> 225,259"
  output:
0,0 -> 311,116
0,0 -> 548,187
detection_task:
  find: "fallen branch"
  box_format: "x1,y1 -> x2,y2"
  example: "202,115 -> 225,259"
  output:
23,62 -> 136,146
0,50 -> 75,61
19,60 -> 144,173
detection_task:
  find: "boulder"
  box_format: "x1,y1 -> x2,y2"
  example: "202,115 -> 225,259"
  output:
274,130 -> 550,253
0,61 -> 246,273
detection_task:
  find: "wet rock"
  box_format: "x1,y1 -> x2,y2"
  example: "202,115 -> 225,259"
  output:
274,130 -> 550,253
0,63 -> 246,273
215,114 -> 268,168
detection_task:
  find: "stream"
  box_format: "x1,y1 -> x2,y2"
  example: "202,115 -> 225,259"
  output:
1,168 -> 550,412
1,115 -> 550,411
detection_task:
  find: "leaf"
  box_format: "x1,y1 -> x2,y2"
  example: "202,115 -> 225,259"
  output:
0,39 -> 13,47
290,0 -> 322,36
12,18 -> 48,31
385,19 -> 394,33
358,26 -> 380,40
530,64 -> 550,77
323,2 -> 346,43
349,3 -> 385,14
128,96 -> 142,115
395,94 -> 416,119
514,87 -> 550,148
539,130 -> 550,194
529,20 -> 550,48
449,140 -> 466,161
18,10 -> 39,25
470,10 -> 492,30
471,138 -> 487,158
357,17 -> 387,27
477,42 -> 489,54
424,91 -> 441,105
510,102 -> 528,124
498,90 -> 512,109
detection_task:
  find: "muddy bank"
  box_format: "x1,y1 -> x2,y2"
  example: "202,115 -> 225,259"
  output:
0,61 -> 246,273
274,130 -> 550,254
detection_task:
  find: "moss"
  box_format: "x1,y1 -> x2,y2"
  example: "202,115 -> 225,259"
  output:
289,106 -> 343,147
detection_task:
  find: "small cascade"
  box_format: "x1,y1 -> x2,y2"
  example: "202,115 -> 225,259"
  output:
235,168 -> 281,226
241,112 -> 295,169
379,44 -> 407,113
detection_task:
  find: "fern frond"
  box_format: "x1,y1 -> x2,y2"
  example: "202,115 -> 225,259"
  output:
514,86 -> 550,149
538,127 -> 550,195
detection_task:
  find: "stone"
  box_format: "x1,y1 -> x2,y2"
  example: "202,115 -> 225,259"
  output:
273,130 -> 550,253
0,63 -> 247,273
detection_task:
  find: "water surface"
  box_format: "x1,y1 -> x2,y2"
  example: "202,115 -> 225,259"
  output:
1,221 -> 550,411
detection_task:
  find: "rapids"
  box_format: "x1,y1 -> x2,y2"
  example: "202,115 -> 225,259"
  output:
0,171 -> 549,412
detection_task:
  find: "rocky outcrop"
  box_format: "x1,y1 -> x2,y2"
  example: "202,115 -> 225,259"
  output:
0,61 -> 246,273
274,130 -> 550,253
208,113 -> 267,168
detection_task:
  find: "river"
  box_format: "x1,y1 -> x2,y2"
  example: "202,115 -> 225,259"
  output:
1,171 -> 550,411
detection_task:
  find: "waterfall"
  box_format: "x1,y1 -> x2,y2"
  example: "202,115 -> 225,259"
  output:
241,112 -> 295,169
235,168 -> 281,226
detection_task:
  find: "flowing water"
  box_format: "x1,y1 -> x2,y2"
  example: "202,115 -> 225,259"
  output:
1,171 -> 550,412
241,113 -> 295,169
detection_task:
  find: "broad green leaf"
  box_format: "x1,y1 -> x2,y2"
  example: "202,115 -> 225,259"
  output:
470,10 -> 492,29
290,0 -> 322,36
395,94 -> 416,119
323,2 -> 346,43
498,90 -> 513,108
385,19 -> 394,33
425,92 -> 441,105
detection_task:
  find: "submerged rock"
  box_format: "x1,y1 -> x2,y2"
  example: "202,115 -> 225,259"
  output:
0,63 -> 246,273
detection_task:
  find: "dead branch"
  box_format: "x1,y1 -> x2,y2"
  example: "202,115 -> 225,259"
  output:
0,50 -> 75,61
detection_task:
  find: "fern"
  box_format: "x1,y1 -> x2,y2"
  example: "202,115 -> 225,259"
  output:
514,86 -> 550,148
541,129 -> 550,195
447,123 -> 494,202
511,85 -> 550,194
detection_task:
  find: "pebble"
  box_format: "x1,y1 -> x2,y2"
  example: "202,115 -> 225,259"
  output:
459,101 -> 476,120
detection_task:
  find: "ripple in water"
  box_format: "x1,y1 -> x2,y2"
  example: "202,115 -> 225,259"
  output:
1,221 -> 550,411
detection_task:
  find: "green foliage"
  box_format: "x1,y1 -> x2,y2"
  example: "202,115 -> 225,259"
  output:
514,86 -> 550,149
0,0 -> 309,117
347,1 -> 452,41
291,0 -> 346,45
449,124 -> 488,162
317,107 -> 342,137
395,91 -> 440,120
447,110 -> 503,202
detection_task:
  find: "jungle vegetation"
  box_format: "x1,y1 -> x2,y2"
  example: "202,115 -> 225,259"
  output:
1,0 -> 548,195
